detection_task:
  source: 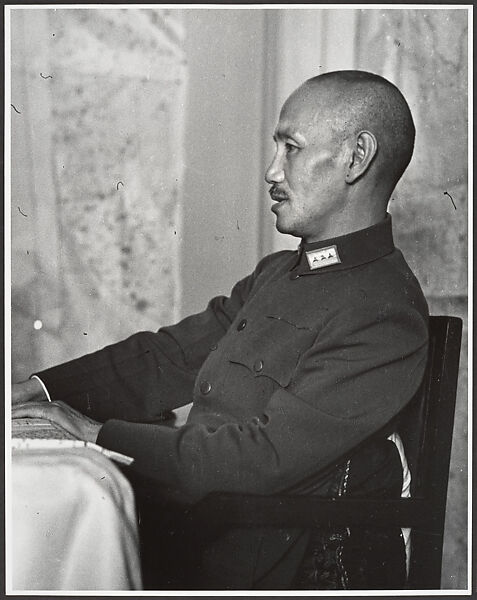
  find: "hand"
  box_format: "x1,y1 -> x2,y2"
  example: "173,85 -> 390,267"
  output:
12,378 -> 48,405
12,400 -> 102,443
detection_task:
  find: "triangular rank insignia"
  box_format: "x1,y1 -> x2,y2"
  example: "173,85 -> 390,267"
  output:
305,245 -> 341,270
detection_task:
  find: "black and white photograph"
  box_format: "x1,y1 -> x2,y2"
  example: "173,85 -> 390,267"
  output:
6,3 -> 471,594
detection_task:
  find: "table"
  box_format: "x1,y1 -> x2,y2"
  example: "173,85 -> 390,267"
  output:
10,444 -> 143,591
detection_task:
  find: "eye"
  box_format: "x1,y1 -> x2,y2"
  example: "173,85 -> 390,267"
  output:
285,143 -> 298,154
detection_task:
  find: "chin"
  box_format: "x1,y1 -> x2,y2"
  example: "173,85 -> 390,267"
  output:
275,219 -> 301,238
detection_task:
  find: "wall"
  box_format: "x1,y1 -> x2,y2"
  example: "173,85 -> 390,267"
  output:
180,9 -> 271,318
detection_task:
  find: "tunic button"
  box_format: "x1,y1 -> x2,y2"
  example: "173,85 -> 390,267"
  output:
237,319 -> 247,331
253,359 -> 264,373
209,343 -> 218,351
200,380 -> 212,395
290,272 -> 300,280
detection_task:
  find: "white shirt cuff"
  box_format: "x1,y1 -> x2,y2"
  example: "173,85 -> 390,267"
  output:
30,375 -> 52,402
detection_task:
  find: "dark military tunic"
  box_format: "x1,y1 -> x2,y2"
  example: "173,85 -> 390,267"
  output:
36,214 -> 429,588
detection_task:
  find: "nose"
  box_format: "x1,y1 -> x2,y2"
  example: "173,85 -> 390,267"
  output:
265,150 -> 285,184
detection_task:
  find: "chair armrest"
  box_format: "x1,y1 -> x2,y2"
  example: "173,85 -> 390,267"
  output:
188,493 -> 437,531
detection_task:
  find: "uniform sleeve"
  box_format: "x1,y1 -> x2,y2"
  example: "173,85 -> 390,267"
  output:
33,256 -> 276,423
96,299 -> 429,503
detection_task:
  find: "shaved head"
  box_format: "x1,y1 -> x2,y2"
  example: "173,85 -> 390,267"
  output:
297,70 -> 415,189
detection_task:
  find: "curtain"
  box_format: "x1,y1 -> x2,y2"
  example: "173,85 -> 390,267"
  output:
11,8 -> 187,379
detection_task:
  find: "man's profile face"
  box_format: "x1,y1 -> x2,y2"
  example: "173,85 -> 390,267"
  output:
265,82 -> 349,243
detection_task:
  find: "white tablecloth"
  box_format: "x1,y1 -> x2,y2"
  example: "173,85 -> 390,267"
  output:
10,446 -> 142,591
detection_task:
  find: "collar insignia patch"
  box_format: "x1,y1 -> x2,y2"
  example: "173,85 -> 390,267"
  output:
305,245 -> 341,270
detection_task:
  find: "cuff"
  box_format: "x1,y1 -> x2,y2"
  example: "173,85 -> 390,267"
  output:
30,375 -> 52,402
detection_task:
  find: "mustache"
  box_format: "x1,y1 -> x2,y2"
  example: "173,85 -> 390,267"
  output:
268,185 -> 289,201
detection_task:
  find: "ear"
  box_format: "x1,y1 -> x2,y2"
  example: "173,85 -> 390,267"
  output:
345,131 -> 378,184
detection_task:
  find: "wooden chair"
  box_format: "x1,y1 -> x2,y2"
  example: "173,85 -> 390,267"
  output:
187,315 -> 463,589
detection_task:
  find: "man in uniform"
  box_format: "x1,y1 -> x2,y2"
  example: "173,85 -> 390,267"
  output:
12,70 -> 429,589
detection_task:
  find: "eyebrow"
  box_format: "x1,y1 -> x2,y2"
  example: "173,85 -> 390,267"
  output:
273,127 -> 307,146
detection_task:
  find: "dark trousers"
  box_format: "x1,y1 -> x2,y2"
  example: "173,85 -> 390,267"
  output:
131,437 -> 407,590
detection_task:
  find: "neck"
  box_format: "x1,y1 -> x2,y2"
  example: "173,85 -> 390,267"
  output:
304,205 -> 388,244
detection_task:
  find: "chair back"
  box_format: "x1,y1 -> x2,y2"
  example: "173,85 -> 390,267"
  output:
397,315 -> 463,588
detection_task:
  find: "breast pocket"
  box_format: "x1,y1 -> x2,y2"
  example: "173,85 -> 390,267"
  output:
228,353 -> 293,389
228,313 -> 317,389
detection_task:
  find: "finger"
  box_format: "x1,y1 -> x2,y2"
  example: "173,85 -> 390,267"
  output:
52,401 -> 100,426
13,399 -> 58,412
12,404 -> 50,420
12,402 -> 65,424
35,403 -> 83,436
12,401 -> 100,442
51,400 -> 78,413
